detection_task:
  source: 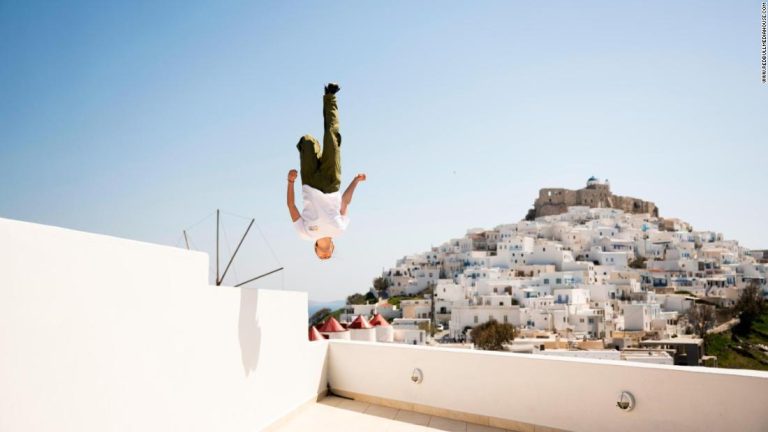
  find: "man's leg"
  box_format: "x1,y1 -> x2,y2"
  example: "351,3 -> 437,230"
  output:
318,93 -> 342,193
297,134 -> 321,189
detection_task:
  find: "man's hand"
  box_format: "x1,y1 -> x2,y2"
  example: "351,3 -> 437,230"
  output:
286,170 -> 300,222
341,172 -> 366,216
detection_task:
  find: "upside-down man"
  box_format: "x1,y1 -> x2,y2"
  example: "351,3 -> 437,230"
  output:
287,83 -> 366,259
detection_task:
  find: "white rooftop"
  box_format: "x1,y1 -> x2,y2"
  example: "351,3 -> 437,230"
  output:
271,395 -> 518,432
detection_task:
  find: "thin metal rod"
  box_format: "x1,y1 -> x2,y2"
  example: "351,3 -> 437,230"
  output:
216,209 -> 220,285
183,230 -> 190,250
218,218 -> 255,285
234,267 -> 284,287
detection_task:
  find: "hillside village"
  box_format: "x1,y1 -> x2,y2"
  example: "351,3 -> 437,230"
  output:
311,178 -> 768,367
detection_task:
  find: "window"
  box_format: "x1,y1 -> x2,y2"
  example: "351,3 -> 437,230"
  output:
474,315 -> 478,324
544,278 -> 550,284
504,315 -> 508,323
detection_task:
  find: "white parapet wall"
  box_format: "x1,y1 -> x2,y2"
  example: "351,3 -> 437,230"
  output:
0,217 -> 327,432
327,340 -> 768,432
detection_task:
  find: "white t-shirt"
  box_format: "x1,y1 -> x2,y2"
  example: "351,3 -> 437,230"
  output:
293,185 -> 350,240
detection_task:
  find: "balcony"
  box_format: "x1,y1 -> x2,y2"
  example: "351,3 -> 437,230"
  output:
2,216 -> 768,432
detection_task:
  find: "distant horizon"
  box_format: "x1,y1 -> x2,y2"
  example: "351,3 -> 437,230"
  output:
0,173 -> 764,302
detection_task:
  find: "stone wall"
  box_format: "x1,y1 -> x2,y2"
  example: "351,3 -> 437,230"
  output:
525,184 -> 658,220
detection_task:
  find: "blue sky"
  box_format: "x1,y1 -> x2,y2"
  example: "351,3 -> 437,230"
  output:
1,1 -> 766,301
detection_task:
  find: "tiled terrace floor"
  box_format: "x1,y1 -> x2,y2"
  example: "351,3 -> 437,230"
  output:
272,395 -> 515,432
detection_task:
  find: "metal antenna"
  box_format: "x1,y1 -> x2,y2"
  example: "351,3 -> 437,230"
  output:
183,209 -> 283,288
216,209 -> 220,284
235,267 -> 285,287
217,218 -> 255,286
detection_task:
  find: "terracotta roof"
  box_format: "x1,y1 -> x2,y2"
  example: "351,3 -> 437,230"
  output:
308,326 -> 323,341
348,314 -> 373,329
369,313 -> 390,327
317,316 -> 346,333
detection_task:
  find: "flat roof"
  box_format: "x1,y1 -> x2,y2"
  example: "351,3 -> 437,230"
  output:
640,339 -> 703,345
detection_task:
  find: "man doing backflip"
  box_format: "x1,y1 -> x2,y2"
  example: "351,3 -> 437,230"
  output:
287,83 -> 365,259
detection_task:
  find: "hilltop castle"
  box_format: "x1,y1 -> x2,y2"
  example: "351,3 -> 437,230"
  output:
525,177 -> 659,220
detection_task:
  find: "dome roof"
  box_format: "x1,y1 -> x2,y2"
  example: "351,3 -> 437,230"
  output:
588,176 -> 598,182
369,313 -> 390,327
308,326 -> 324,341
348,314 -> 373,329
317,316 -> 346,333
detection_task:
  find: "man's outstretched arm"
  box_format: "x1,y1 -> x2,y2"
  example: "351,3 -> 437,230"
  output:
287,169 -> 301,222
340,173 -> 366,216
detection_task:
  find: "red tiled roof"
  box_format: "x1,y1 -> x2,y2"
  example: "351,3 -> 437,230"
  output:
348,314 -> 373,329
369,313 -> 390,327
308,326 -> 323,341
317,316 -> 346,333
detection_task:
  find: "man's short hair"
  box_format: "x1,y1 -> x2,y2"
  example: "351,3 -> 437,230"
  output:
314,240 -> 335,259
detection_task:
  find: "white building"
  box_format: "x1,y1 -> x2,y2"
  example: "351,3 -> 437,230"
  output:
527,242 -> 576,270
622,303 -> 662,332
392,318 -> 429,345
374,203 -> 767,352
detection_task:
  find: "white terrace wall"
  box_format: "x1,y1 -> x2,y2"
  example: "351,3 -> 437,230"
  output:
328,340 -> 768,432
0,217 -> 327,432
